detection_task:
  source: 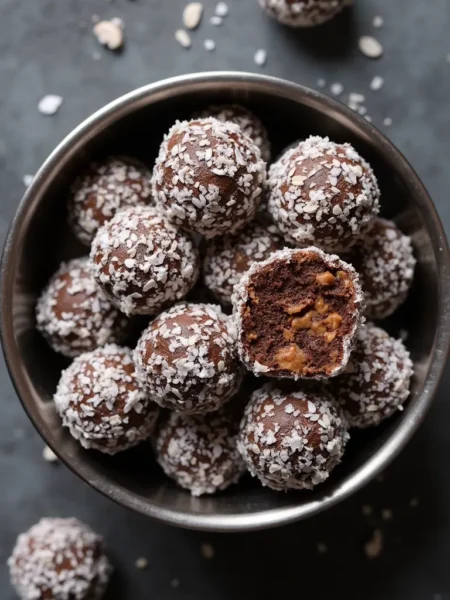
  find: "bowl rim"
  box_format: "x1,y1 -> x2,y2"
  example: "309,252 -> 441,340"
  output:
2,71 -> 450,532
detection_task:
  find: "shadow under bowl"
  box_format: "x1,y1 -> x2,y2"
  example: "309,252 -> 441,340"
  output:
1,72 -> 450,531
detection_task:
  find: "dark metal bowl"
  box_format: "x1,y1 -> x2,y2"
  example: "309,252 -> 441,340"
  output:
2,72 -> 449,532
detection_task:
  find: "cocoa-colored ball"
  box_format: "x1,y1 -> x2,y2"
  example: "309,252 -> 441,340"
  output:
204,221 -> 285,306
331,323 -> 413,428
152,118 -> 266,238
134,302 -> 243,414
68,156 -> 152,245
36,257 -> 128,357
259,0 -> 352,28
346,217 -> 416,319
237,383 -> 349,491
268,136 -> 380,252
155,407 -> 245,496
89,206 -> 199,316
194,104 -> 271,162
8,517 -> 112,600
54,344 -> 160,454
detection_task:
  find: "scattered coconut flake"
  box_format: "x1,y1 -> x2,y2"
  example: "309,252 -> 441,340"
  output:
359,35 -> 383,59
171,578 -> 180,588
91,14 -> 100,23
382,508 -> 393,521
370,75 -> 384,91
38,95 -> 63,116
410,497 -> 419,508
317,542 -> 327,553
358,105 -> 367,116
43,445 -> 58,463
330,82 -> 344,96
204,39 -> 216,51
110,16 -> 125,29
175,29 -> 192,48
383,117 -> 393,127
365,529 -> 383,559
92,51 -> 102,61
210,15 -> 223,26
254,49 -> 267,66
215,2 -> 229,17
93,20 -> 124,50
135,557 -> 148,569
183,3 -> 204,30
201,543 -> 215,559
399,328 -> 409,341
23,174 -> 34,187
373,16 -> 384,28
316,78 -> 326,88
364,115 -> 372,122
349,92 -> 365,104
362,504 -> 373,516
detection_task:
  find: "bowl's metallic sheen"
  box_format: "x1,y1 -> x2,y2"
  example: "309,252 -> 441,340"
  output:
2,72 -> 450,532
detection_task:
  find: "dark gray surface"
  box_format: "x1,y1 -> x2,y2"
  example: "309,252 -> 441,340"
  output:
1,0 -> 449,598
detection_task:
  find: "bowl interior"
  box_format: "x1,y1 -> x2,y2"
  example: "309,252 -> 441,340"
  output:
2,74 -> 449,531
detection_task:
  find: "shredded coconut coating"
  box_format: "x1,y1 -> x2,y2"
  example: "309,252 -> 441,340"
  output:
8,517 -> 112,600
151,117 -> 266,238
331,323 -> 414,428
237,383 -> 349,491
193,104 -> 271,162
155,407 -> 245,496
89,205 -> 199,316
346,218 -> 416,320
134,302 -> 243,414
259,0 -> 352,27
267,136 -> 380,252
203,221 -> 285,306
232,246 -> 364,380
68,156 -> 153,245
36,257 -> 128,358
54,344 -> 160,454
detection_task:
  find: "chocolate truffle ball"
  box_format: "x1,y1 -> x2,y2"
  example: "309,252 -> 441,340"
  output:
332,324 -> 413,428
203,221 -> 285,306
347,218 -> 416,319
54,344 -> 160,454
259,0 -> 352,28
134,302 -> 243,413
233,247 -> 363,380
36,257 -> 128,357
89,205 -> 199,316
152,118 -> 266,238
268,136 -> 380,252
69,156 -> 152,245
238,383 -> 349,491
155,407 -> 245,496
194,104 -> 271,162
8,517 -> 112,600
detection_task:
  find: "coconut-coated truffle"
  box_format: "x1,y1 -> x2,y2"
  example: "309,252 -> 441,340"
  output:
238,383 -> 349,491
8,517 -> 112,600
259,0 -> 352,28
203,221 -> 285,306
347,217 -> 416,320
194,104 -> 271,162
54,344 -> 160,454
233,247 -> 363,380
68,156 -> 152,245
36,257 -> 128,357
152,118 -> 266,238
134,302 -> 243,414
155,407 -> 245,496
89,205 -> 199,316
268,136 -> 380,252
331,324 -> 413,428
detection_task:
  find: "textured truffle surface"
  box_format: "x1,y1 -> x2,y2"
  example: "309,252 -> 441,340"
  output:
36,257 -> 128,357
259,0 -> 352,28
134,302 -> 243,414
268,136 -> 380,252
68,156 -> 152,245
152,118 -> 266,238
8,517 -> 112,600
237,383 -> 349,491
89,205 -> 199,316
54,344 -> 160,454
233,247 -> 363,380
332,323 -> 413,428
